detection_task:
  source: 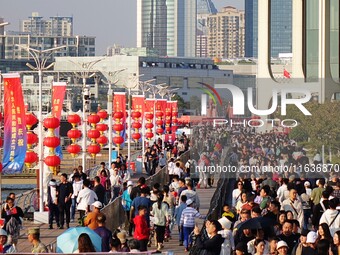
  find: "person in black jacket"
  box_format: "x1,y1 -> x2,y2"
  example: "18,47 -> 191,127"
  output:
194,220 -> 224,255
57,173 -> 73,229
311,191 -> 330,229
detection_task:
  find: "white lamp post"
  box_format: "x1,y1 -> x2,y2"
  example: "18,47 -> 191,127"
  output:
101,69 -> 126,165
16,44 -> 66,213
70,59 -> 103,172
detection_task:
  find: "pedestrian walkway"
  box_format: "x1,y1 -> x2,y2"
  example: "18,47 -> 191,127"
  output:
17,172 -> 148,253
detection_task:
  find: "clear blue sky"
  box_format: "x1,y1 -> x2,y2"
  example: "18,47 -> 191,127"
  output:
1,0 -> 244,55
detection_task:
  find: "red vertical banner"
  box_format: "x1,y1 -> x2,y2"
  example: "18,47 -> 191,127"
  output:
51,82 -> 67,118
165,101 -> 172,134
113,92 -> 127,146
171,101 -> 178,133
2,73 -> 27,174
155,99 -> 167,113
51,82 -> 66,158
144,98 -> 155,114
132,95 -> 145,118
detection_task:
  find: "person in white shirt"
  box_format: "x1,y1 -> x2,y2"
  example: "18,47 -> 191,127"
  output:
281,189 -> 304,228
232,181 -> 244,208
110,168 -> 122,200
173,162 -> 183,178
319,197 -> 340,236
71,174 -> 83,222
168,158 -> 176,183
77,179 -> 98,219
277,178 -> 288,203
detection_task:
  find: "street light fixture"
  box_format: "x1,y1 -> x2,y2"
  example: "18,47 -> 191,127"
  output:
70,59 -> 103,172
16,44 -> 66,213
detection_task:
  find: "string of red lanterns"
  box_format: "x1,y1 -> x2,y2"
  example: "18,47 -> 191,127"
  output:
155,111 -> 164,135
113,112 -> 125,151
67,114 -> 82,158
43,116 -> 61,173
131,111 -> 141,141
96,110 -> 108,147
87,113 -> 101,158
24,113 -> 39,169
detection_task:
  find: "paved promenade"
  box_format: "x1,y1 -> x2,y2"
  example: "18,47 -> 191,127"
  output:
17,182 -> 217,254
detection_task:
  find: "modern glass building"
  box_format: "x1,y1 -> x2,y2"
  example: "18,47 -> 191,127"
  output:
245,0 -> 292,58
197,0 -> 217,14
137,0 -> 196,57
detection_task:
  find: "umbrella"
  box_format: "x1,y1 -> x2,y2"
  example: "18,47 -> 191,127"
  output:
236,216 -> 276,232
56,227 -> 102,253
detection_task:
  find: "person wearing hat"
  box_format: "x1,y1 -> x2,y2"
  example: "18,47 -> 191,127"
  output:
122,181 -> 134,236
276,240 -> 288,255
27,228 -> 48,253
116,231 -> 129,252
194,220 -> 224,255
218,217 -> 234,255
179,198 -> 205,252
47,179 -> 59,229
291,229 -> 310,255
0,229 -> 16,253
235,242 -> 247,255
304,231 -> 318,254
84,201 -> 103,230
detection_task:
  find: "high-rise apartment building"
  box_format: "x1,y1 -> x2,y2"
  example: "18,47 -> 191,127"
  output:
137,0 -> 196,57
196,0 -> 217,57
20,12 -> 73,37
245,0 -> 292,58
207,6 -> 245,59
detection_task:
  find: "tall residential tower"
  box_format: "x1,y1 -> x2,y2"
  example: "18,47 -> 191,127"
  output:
137,0 -> 196,57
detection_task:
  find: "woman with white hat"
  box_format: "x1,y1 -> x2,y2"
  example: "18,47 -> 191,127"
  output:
217,217 -> 234,255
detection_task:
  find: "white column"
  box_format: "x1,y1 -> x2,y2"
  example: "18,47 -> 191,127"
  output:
38,69 -> 44,212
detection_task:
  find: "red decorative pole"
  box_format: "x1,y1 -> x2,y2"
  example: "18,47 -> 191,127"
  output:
43,116 -> 60,174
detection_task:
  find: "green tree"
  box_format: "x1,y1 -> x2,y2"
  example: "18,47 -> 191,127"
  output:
172,94 -> 186,112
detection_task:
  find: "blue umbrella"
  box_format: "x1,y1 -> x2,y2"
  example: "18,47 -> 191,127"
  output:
56,227 -> 102,253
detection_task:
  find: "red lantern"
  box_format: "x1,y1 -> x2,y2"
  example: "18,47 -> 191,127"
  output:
97,110 -> 108,120
67,114 -> 81,125
145,113 -> 154,120
131,111 -> 142,119
113,136 -> 124,145
88,114 -> 100,125
67,144 -> 81,156
145,132 -> 154,139
44,155 -> 61,167
156,120 -> 163,126
25,151 -> 38,165
96,123 -> 108,132
43,136 -> 60,148
25,113 -> 38,129
165,112 -> 172,117
132,133 -> 141,140
0,138 -> 3,147
67,129 -> 82,140
156,111 -> 164,118
87,144 -> 101,156
173,119 -> 178,124
43,116 -> 60,129
172,112 -> 178,117
113,124 -> 124,132
87,129 -> 100,139
132,122 -> 142,129
157,128 -> 164,134
145,123 -> 154,129
166,127 -> 171,132
113,112 -> 124,119
27,132 -> 38,145
165,119 -> 171,124
97,135 -> 108,146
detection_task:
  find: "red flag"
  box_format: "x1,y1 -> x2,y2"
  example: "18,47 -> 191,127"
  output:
284,69 -> 291,79
132,95 -> 145,120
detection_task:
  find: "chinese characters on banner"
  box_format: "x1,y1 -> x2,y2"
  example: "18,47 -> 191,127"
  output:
2,73 -> 27,174
113,92 -> 126,146
51,82 -> 67,158
170,101 -> 178,134
144,98 -> 155,114
131,95 -> 145,118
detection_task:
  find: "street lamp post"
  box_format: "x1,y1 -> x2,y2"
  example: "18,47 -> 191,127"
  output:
70,59 -> 103,172
17,45 -> 66,213
101,69 -> 126,165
